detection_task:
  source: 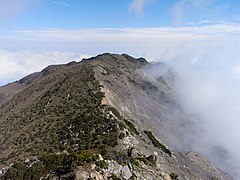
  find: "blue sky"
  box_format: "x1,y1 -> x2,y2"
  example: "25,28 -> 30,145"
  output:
1,0 -> 169,29
1,0 -> 240,29
1,0 -> 240,84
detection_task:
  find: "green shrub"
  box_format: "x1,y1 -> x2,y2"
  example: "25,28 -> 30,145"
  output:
119,132 -> 125,139
119,122 -> 126,130
40,150 -> 97,176
146,155 -> 157,167
74,150 -> 97,165
170,173 -> 179,180
96,160 -> 109,169
137,157 -> 149,165
130,158 -> 140,166
4,162 -> 26,180
144,130 -> 172,156
137,155 -> 156,167
102,135 -> 118,147
100,149 -> 107,157
29,162 -> 46,180
108,107 -> 122,119
124,119 -> 139,135
3,162 -> 46,180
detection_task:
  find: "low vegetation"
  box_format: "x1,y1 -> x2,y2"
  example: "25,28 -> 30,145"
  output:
123,119 -> 139,135
0,54 -> 185,179
0,63 -> 122,164
4,150 -> 97,180
144,130 -> 172,156
170,172 -> 180,180
96,160 -> 109,169
108,106 -> 139,135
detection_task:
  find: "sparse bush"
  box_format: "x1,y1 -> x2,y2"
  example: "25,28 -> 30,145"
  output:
130,158 -> 140,166
124,119 -> 139,135
170,173 -> 179,180
3,162 -> 46,180
100,149 -> 107,157
144,130 -> 172,156
96,160 -> 109,169
108,107 -> 122,119
119,132 -> 125,139
146,155 -> 157,167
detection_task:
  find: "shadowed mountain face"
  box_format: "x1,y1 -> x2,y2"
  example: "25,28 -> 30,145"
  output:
0,53 -> 233,179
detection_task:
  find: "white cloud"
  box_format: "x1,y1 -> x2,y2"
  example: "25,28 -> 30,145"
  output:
0,50 -> 89,85
129,0 -> 154,16
161,34 -> 240,178
173,59 -> 240,177
3,23 -> 239,61
0,0 -> 40,21
15,23 -> 240,41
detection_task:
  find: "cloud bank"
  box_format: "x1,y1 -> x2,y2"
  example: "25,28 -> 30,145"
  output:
171,50 -> 240,178
157,32 -> 240,178
4,22 -> 239,61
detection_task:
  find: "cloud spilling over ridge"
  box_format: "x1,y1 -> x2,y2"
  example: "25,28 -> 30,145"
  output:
134,28 -> 240,177
0,0 -> 40,21
129,0 -> 154,16
163,39 -> 240,178
0,50 -> 89,86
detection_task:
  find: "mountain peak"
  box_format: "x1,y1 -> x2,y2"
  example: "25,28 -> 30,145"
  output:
82,52 -> 148,64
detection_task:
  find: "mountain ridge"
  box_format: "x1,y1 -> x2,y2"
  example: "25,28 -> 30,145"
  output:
0,53 -> 233,179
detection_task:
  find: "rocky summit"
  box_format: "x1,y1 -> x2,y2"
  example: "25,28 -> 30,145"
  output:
0,53 -> 233,180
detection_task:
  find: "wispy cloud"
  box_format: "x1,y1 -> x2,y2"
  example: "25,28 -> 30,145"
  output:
171,0 -> 216,24
53,1 -> 70,7
0,0 -> 40,21
13,23 -> 240,46
129,0 -> 154,16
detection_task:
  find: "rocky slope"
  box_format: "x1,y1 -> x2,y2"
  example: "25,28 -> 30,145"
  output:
0,53 -> 233,179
